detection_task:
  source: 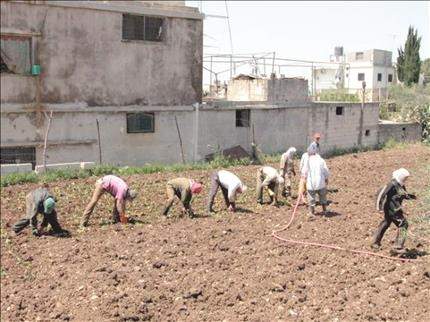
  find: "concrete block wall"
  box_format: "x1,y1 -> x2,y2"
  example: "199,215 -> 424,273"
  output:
1,163 -> 33,175
378,121 -> 422,144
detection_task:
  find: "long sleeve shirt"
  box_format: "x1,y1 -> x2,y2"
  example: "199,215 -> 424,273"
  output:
167,177 -> 193,205
218,170 -> 243,202
261,166 -> 279,186
300,155 -> 329,191
26,188 -> 55,229
279,153 -> 295,173
377,179 -> 415,215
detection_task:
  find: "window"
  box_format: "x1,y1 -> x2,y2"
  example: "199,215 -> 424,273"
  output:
122,14 -> 163,41
0,35 -> 32,74
336,106 -> 344,115
126,113 -> 154,133
365,129 -> 370,136
236,109 -> 250,127
377,73 -> 382,82
388,74 -> 393,82
355,52 -> 364,60
358,73 -> 365,81
0,147 -> 36,169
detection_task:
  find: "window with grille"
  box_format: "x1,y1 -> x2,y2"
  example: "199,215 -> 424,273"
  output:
1,35 -> 32,74
126,113 -> 155,133
358,73 -> 365,81
236,109 -> 250,127
0,147 -> 36,169
122,14 -> 163,42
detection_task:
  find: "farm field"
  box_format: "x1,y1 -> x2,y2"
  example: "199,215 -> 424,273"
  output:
1,144 -> 429,321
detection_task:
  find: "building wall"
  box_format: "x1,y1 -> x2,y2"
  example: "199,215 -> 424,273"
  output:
226,78 -> 309,104
378,122 -> 422,144
1,102 -> 381,166
0,1 -> 203,106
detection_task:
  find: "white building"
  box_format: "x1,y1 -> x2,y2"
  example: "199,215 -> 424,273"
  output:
315,48 -> 396,102
345,49 -> 396,101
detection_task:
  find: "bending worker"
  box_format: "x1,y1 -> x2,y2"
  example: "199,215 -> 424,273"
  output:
81,175 -> 137,227
279,147 -> 297,197
162,178 -> 203,218
207,170 -> 247,214
372,168 -> 416,254
13,186 -> 69,237
301,145 -> 329,218
256,166 -> 284,206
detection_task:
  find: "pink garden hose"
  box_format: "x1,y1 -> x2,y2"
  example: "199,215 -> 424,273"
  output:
272,195 -> 423,263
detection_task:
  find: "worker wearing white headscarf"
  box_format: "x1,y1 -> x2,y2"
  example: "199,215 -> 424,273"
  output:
372,168 -> 417,253
279,147 -> 297,197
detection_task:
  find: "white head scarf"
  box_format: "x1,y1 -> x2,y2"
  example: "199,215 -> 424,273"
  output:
392,168 -> 410,185
285,147 -> 297,159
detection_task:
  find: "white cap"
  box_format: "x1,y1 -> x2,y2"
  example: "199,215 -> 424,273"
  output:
392,168 -> 410,185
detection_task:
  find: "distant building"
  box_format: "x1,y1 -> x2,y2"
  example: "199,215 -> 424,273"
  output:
315,48 -> 396,102
345,49 -> 396,101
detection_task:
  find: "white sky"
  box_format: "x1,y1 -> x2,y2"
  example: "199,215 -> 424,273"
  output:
187,1 -> 430,83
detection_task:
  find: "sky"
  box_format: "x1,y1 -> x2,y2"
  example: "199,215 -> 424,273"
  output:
186,1 -> 430,83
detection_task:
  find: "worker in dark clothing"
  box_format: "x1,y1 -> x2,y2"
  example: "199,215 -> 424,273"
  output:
162,178 -> 203,218
372,168 -> 416,253
12,187 -> 69,237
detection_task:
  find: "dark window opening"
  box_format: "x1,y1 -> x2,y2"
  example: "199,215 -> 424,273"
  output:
377,73 -> 382,81
0,147 -> 36,169
0,35 -> 32,74
236,109 -> 250,127
388,74 -> 393,82
358,73 -> 365,81
122,14 -> 163,41
402,127 -> 406,131
336,106 -> 344,115
355,52 -> 364,60
126,112 -> 155,133
365,129 -> 370,136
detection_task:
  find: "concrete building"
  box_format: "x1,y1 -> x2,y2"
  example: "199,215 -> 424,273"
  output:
0,3 -> 420,169
1,0 -> 203,167
345,49 -> 396,101
315,48 -> 396,102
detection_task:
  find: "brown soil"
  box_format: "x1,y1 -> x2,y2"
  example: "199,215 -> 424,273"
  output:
1,145 -> 429,321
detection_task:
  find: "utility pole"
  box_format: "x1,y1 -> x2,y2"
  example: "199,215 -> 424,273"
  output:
358,81 -> 366,146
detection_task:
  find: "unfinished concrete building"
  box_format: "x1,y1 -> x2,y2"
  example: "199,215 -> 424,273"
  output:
1,2 -> 420,169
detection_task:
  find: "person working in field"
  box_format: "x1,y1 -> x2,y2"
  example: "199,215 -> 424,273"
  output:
301,145 -> 330,218
279,147 -> 297,197
297,150 -> 309,204
256,166 -> 284,206
207,170 -> 247,214
81,175 -> 137,227
13,186 -> 69,237
162,178 -> 203,218
308,132 -> 321,154
372,168 -> 416,254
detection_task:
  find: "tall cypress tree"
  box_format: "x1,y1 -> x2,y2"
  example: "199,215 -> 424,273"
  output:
397,26 -> 422,86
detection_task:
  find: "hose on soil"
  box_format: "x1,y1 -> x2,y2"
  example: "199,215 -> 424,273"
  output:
271,195 -> 423,263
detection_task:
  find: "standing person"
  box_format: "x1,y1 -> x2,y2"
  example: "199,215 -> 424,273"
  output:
81,175 -> 137,227
256,166 -> 284,206
279,147 -> 297,197
297,150 -> 309,204
308,133 -> 321,154
371,168 -> 416,253
301,145 -> 330,218
12,187 -> 69,237
162,178 -> 203,218
207,170 -> 247,214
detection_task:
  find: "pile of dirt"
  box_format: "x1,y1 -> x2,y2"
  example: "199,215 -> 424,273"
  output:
1,145 -> 429,321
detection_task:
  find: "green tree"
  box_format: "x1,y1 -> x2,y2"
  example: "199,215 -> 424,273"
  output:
396,26 -> 421,86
